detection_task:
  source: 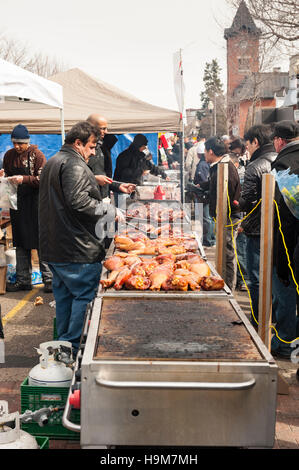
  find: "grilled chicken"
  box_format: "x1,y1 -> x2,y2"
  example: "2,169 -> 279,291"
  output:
154,253 -> 176,264
200,276 -> 225,291
101,234 -> 224,291
140,259 -> 160,276
149,265 -> 173,290
123,255 -> 142,267
189,262 -> 211,277
173,269 -> 201,291
124,275 -> 151,290
104,256 -> 125,271
100,269 -> 122,288
113,267 -> 132,290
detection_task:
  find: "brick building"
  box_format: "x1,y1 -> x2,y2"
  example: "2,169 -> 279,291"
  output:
224,0 -> 289,137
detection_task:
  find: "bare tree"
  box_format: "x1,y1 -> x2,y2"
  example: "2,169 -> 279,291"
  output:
0,34 -> 67,77
227,0 -> 299,46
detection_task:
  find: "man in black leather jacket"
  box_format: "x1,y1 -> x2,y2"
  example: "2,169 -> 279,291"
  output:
39,121 -> 115,355
238,125 -> 277,326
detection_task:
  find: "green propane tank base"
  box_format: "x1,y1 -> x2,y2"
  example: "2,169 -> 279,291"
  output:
20,378 -> 80,440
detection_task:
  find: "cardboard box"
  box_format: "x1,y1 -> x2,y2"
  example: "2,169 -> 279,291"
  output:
0,266 -> 7,294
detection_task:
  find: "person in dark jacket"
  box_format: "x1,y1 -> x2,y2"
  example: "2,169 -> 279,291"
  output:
271,120 -> 299,358
3,124 -> 53,293
39,121 -> 115,355
194,153 -> 215,247
114,134 -> 168,185
199,136 -> 241,290
238,124 -> 277,325
229,138 -> 249,290
86,114 -> 136,199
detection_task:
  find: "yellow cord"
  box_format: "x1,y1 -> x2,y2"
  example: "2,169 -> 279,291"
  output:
224,186 -> 299,345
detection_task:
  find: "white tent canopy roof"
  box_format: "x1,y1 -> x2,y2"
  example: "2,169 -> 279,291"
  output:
0,58 -> 63,109
0,67 -> 181,134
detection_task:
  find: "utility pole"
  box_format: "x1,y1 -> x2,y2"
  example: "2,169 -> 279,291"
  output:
208,100 -> 214,136
214,93 -> 217,135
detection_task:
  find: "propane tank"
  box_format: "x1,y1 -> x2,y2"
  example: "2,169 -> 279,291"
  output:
154,177 -> 166,200
0,402 -> 39,449
28,341 -> 74,387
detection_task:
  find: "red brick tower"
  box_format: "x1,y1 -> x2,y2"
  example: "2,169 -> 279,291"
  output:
224,1 -> 261,135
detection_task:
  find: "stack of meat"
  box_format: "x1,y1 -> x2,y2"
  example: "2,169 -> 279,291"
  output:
114,233 -> 198,255
125,223 -> 187,238
126,203 -> 186,223
100,234 -> 224,292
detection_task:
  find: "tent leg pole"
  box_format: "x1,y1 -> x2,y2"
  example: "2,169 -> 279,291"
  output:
60,108 -> 65,144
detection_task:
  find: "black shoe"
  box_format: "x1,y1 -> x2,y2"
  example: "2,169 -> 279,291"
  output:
271,348 -> 291,360
43,282 -> 53,293
6,282 -> 32,292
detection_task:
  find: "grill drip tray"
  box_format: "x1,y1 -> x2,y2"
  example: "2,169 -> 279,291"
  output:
95,298 -> 263,362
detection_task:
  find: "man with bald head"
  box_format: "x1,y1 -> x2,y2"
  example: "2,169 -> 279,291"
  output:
87,114 -> 135,198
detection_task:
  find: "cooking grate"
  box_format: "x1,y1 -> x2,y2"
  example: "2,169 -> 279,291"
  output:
95,298 -> 262,362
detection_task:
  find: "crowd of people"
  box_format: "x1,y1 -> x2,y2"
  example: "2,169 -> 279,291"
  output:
184,120 -> 299,360
1,117 -> 299,362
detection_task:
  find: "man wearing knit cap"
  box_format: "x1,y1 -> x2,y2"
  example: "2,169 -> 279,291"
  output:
3,124 -> 53,293
114,133 -> 169,185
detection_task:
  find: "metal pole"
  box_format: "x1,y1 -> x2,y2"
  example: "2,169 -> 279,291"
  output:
215,162 -> 228,280
214,93 -> 217,135
179,48 -> 185,205
60,108 -> 65,145
258,173 -> 275,350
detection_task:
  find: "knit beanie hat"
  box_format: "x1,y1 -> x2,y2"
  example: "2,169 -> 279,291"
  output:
271,120 -> 299,140
11,124 -> 30,143
133,134 -> 148,148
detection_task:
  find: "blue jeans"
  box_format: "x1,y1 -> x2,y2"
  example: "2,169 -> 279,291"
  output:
49,262 -> 102,354
236,231 -> 249,286
202,203 -> 216,246
246,236 -> 260,324
225,220 -> 239,291
271,266 -> 298,356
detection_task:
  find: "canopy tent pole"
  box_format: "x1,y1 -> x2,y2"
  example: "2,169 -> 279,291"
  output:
60,108 -> 65,144
179,49 -> 185,205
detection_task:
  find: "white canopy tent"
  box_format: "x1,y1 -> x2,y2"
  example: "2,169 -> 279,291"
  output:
0,58 -> 64,142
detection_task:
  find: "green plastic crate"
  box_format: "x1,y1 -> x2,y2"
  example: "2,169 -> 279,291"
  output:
20,377 -> 80,440
35,436 -> 49,449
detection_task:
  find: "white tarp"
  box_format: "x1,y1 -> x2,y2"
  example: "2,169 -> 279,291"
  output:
0,58 -> 63,109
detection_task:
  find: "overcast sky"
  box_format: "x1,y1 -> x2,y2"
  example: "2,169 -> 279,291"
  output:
0,0 -> 287,112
